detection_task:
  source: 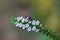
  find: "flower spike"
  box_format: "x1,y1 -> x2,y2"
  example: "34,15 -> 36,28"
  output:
10,16 -> 59,40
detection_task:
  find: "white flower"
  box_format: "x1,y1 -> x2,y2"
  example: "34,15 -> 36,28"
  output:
35,29 -> 40,32
42,27 -> 45,30
35,20 -> 40,25
15,22 -> 18,24
26,16 -> 29,19
22,18 -> 25,23
19,23 -> 22,27
25,18 -> 28,22
16,16 -> 23,21
27,27 -> 31,32
32,26 -> 36,31
40,24 -> 42,27
15,22 -> 20,27
32,20 -> 36,25
25,24 -> 29,28
16,17 -> 20,21
22,24 -> 26,29
28,21 -> 32,24
45,26 -> 47,28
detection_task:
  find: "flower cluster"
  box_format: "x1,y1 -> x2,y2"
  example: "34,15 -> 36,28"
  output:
14,16 -> 41,32
10,16 -> 58,39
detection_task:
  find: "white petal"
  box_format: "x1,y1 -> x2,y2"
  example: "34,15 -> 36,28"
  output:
26,17 -> 29,19
32,20 -> 36,25
40,24 -> 42,27
16,16 -> 23,21
16,23 -> 20,27
25,24 -> 29,28
32,26 -> 36,31
19,23 -> 22,27
22,18 -> 25,23
16,17 -> 20,21
28,21 -> 31,24
27,27 -> 31,32
45,26 -> 47,28
20,16 -> 23,19
35,20 -> 40,25
16,17 -> 20,19
15,22 -> 18,24
35,29 -> 40,32
22,25 -> 26,29
25,18 -> 28,22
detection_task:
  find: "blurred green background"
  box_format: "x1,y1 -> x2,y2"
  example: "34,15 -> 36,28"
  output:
0,0 -> 60,40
